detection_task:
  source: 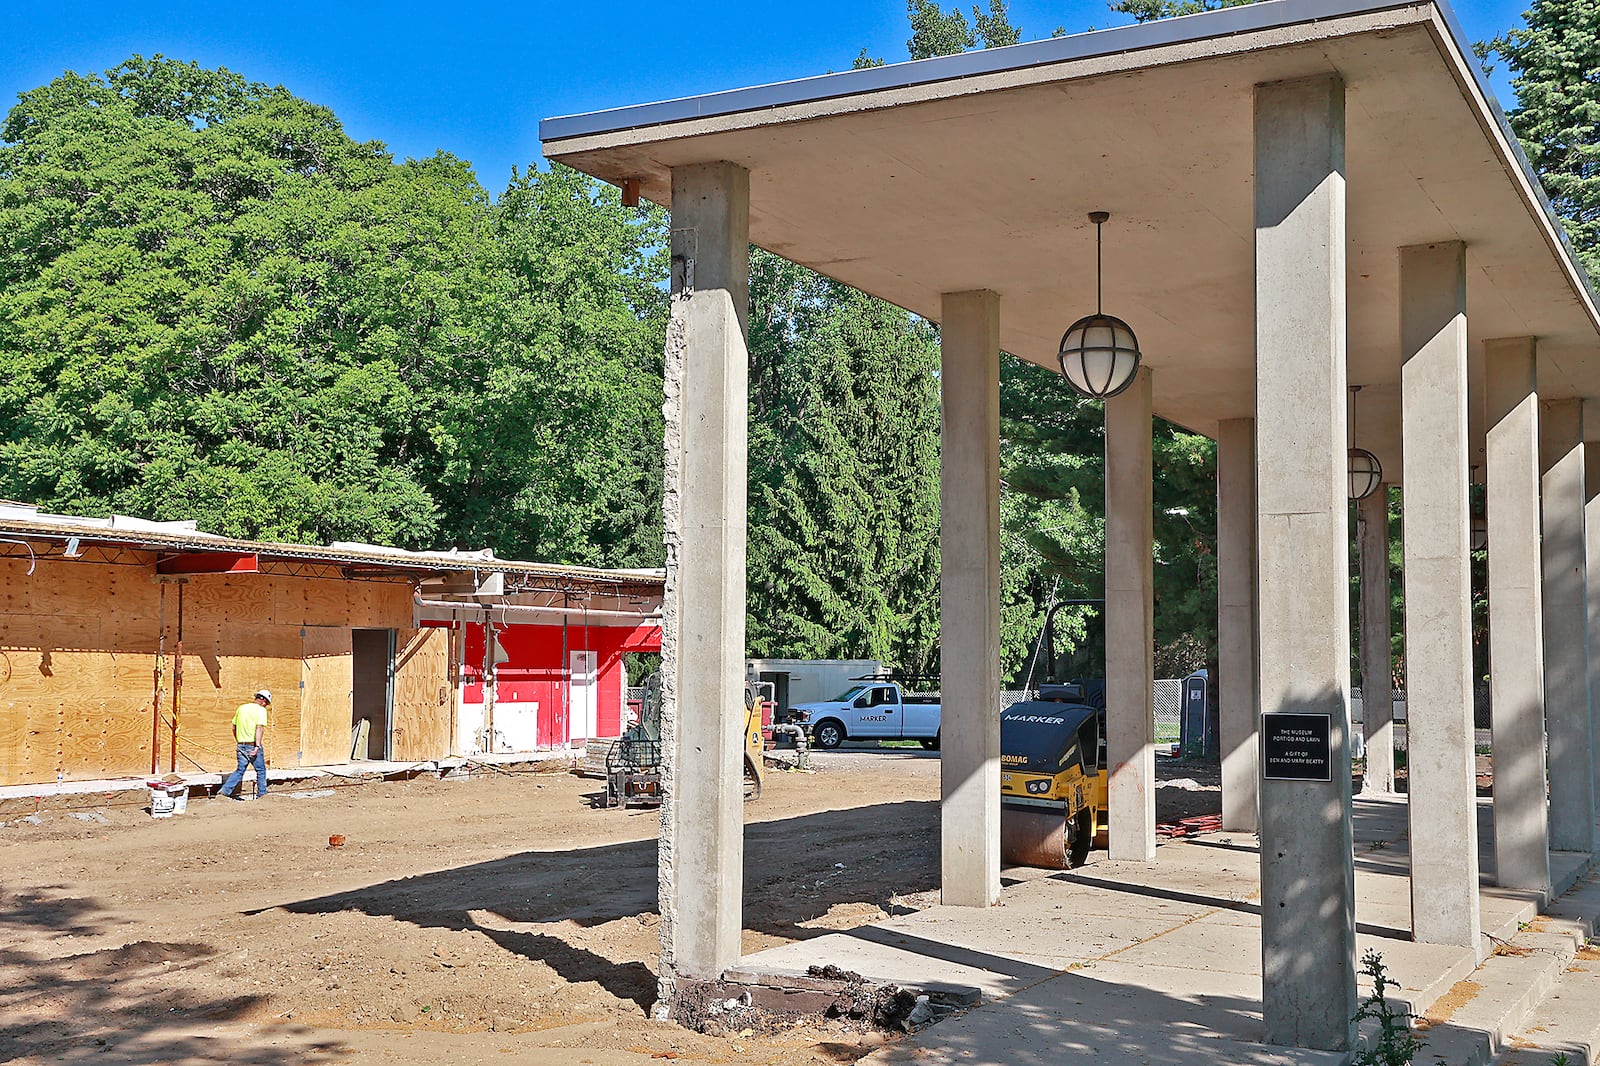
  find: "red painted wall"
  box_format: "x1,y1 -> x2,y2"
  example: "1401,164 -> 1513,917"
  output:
460,621 -> 661,745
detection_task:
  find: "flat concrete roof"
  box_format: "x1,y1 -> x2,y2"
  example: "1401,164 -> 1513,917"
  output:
542,0 -> 1600,476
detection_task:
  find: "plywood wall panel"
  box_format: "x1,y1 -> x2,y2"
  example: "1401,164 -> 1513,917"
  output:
341,581 -> 405,629
23,706 -> 65,784
2,613 -> 102,657
187,578 -> 275,624
284,580 -> 351,628
2,553 -> 427,784
58,650 -> 156,780
391,627 -> 451,762
300,626 -> 352,765
0,646 -> 65,786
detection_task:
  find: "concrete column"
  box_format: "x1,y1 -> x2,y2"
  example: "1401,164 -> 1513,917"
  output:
1356,485 -> 1394,795
1217,417 -> 1259,832
1399,240 -> 1481,952
657,161 -> 750,1004
1485,336 -> 1550,899
1585,400 -> 1600,854
1106,366 -> 1156,861
1541,399 -> 1593,855
1253,74 -> 1356,1052
939,289 -> 1002,908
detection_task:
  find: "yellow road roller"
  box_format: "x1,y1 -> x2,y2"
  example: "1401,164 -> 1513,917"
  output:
1000,694 -> 1106,869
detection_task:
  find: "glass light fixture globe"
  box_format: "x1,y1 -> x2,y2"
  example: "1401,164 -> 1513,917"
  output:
1470,516 -> 1488,551
1348,448 -> 1383,501
1058,313 -> 1141,399
1056,210 -> 1142,400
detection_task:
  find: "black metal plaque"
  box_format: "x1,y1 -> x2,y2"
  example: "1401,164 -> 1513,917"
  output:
1261,712 -> 1333,781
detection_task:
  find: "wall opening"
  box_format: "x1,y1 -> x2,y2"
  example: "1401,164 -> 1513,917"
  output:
352,628 -> 395,760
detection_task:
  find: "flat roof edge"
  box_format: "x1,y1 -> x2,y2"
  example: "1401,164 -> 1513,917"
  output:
539,0 -> 1428,145
0,517 -> 665,585
1419,10 -> 1600,336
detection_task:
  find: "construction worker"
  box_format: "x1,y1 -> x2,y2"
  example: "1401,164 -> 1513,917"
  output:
218,689 -> 271,800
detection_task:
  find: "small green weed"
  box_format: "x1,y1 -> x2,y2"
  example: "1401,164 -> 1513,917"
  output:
1352,950 -> 1428,1066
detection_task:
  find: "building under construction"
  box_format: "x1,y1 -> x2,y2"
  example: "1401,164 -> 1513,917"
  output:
0,504 -> 662,788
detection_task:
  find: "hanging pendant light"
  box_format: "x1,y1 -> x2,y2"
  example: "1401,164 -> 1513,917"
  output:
1347,385 -> 1382,501
1058,211 -> 1142,399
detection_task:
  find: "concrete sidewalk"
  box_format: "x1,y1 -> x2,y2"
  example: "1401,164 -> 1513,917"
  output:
739,796 -> 1600,1064
0,750 -> 575,811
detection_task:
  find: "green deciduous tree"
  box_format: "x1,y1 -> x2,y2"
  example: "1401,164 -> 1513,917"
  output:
0,55 -> 668,568
432,164 -> 668,566
0,58 -> 463,543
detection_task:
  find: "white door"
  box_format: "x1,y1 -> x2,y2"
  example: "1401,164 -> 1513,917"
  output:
569,651 -> 598,744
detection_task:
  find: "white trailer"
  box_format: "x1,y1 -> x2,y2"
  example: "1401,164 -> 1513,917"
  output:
745,658 -> 882,717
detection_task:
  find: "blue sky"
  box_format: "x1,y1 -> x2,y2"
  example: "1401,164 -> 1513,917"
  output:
3,1 -> 1532,197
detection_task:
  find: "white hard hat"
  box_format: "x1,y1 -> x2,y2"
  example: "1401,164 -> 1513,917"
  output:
254,689 -> 272,704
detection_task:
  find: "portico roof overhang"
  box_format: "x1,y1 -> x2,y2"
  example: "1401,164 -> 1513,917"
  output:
542,0 -> 1600,478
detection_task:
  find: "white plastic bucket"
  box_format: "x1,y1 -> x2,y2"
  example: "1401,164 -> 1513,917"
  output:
148,780 -> 187,817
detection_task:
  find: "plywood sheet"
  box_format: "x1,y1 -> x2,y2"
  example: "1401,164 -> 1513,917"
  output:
274,579 -> 345,629
59,669 -> 153,781
186,577 -> 275,623
0,643 -> 65,786
344,581 -> 413,629
300,626 -> 352,765
0,556 -> 418,783
391,627 -> 451,762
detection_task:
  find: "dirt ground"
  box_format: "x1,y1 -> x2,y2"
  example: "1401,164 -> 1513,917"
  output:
0,750 -> 1220,1065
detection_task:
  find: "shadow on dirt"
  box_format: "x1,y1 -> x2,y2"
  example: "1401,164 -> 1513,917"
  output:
0,888 -> 348,1065
271,800 -> 940,1008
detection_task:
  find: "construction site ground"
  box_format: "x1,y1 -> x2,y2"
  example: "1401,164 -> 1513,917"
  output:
0,746 -> 1223,1065
16,748 -> 1593,1066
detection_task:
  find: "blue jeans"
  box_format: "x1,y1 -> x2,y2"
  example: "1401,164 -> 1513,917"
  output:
220,743 -> 267,798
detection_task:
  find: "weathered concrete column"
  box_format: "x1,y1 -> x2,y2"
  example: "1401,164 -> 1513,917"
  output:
1541,399 -> 1593,855
1356,485 -> 1394,795
1106,366 -> 1156,861
657,161 -> 750,1005
1585,400 -> 1600,853
1399,240 -> 1481,953
1254,73 -> 1356,1052
1485,336 -> 1551,899
1217,417 -> 1259,832
939,289 -> 1002,907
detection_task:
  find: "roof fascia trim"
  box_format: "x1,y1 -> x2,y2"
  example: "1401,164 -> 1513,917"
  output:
1417,7 -> 1600,341
540,0 -> 1422,144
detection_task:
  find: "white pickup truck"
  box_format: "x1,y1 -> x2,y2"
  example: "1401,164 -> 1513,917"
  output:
791,680 -> 941,750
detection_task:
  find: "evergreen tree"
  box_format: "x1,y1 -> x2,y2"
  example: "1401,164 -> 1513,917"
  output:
1483,0 -> 1600,287
746,252 -> 942,674
1109,0 -> 1256,22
